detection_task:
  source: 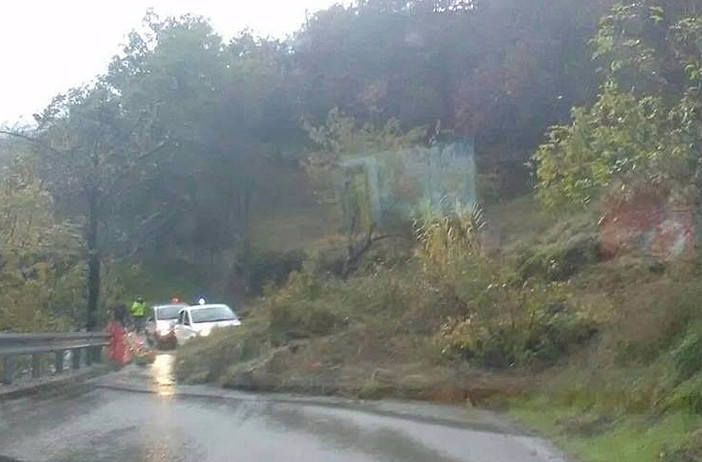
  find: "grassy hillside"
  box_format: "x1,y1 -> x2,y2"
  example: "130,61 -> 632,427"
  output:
175,195 -> 702,461
175,196 -> 592,393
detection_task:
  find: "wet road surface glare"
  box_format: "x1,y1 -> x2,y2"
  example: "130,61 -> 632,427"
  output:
0,354 -> 569,462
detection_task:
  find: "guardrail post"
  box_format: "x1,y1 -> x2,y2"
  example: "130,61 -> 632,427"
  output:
85,347 -> 92,367
31,354 -> 41,379
71,349 -> 81,370
2,356 -> 15,385
55,350 -> 65,374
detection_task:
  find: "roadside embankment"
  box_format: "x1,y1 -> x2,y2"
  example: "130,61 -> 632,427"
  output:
175,198 -> 702,462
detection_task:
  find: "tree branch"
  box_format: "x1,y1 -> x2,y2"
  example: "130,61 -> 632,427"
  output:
102,110 -> 152,158
136,137 -> 170,162
0,130 -> 63,158
100,135 -> 172,206
342,222 -> 405,278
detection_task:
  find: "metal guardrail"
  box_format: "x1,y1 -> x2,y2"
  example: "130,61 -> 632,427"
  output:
0,332 -> 110,385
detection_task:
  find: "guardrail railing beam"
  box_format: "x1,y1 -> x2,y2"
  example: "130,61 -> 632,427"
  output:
0,332 -> 110,386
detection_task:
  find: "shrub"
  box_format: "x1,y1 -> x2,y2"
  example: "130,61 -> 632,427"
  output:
269,301 -> 346,345
246,250 -> 306,294
174,317 -> 269,383
672,324 -> 702,382
663,429 -> 702,462
414,200 -> 484,276
666,374 -> 702,414
516,232 -> 599,282
436,276 -> 596,367
266,271 -> 348,345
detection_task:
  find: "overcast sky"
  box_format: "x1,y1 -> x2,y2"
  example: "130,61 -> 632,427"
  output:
0,0 -> 339,125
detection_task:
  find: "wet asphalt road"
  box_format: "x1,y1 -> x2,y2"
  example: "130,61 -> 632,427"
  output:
0,355 -> 569,462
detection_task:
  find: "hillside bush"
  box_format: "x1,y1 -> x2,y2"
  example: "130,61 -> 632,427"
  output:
246,250 -> 306,294
177,199 -> 600,388
435,274 -> 595,367
673,324 -> 702,383
516,233 -> 599,282
174,315 -> 269,384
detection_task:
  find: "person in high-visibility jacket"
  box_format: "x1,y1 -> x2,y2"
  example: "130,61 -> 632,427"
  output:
130,296 -> 147,332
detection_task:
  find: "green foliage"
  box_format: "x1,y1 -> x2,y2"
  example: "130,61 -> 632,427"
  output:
304,109 -> 426,229
512,402 -> 700,462
108,15 -> 304,261
0,153 -> 82,331
297,0 -> 608,157
267,271 -> 347,345
180,200 -> 599,388
516,233 -> 599,282
413,203 -> 596,367
103,260 -> 208,306
304,108 -> 426,162
667,373 -> 702,414
174,314 -> 270,384
177,204 -> 599,389
434,264 -> 592,367
535,2 -> 702,208
3,0 -> 620,330
245,250 -> 306,295
663,428 -> 702,462
414,201 -> 484,272
28,78 -> 171,328
535,83 -> 676,207
672,323 -> 702,382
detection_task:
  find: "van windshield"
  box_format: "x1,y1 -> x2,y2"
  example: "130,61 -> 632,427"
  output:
190,306 -> 236,323
155,305 -> 184,320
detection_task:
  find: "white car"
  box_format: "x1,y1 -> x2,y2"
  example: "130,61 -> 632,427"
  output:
173,304 -> 241,345
145,303 -> 187,349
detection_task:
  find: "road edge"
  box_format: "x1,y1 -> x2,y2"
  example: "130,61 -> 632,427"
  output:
0,365 -> 110,401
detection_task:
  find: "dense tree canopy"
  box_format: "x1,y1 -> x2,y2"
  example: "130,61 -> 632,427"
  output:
535,1 -> 702,209
0,151 -> 82,331
0,0 -> 627,329
295,0 -> 611,163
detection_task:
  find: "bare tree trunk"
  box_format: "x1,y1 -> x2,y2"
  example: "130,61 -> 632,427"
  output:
237,181 -> 253,298
341,221 -> 400,279
86,190 -> 100,332
240,180 -> 252,255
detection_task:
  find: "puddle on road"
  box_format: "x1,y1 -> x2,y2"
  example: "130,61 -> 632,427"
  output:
151,354 -> 175,398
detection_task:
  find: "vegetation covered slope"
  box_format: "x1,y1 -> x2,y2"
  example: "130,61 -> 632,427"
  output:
174,198 -> 596,393
176,2 -> 702,462
0,0 -> 612,331
9,0 -> 702,458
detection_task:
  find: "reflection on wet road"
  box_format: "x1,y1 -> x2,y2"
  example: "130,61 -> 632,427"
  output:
151,354 -> 175,398
0,354 -> 569,462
